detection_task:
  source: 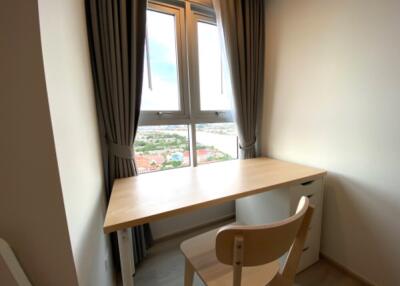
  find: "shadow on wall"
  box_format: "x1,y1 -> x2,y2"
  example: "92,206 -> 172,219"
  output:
321,173 -> 398,285
258,1 -> 400,284
74,188 -> 115,286
261,0 -> 283,150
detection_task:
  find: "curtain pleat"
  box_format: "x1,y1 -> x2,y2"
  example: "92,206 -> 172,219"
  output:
213,0 -> 265,159
85,0 -> 151,269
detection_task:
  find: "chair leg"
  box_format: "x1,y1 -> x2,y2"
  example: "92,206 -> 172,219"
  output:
184,258 -> 195,286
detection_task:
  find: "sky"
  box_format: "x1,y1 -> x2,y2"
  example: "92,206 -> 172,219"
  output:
141,10 -> 180,111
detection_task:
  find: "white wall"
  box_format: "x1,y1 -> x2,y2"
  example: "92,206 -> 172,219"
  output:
262,0 -> 400,285
38,0 -> 114,285
150,203 -> 234,240
0,0 -> 78,285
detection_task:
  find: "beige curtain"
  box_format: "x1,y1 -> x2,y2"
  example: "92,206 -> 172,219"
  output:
213,0 -> 265,159
85,0 -> 151,266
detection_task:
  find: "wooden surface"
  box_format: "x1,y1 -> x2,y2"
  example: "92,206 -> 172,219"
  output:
320,254 -> 376,286
180,227 -> 280,286
215,197 -> 309,267
132,219 -> 368,286
281,203 -> 315,285
180,197 -> 313,286
184,258 -> 195,286
0,239 -> 32,286
104,157 -> 326,233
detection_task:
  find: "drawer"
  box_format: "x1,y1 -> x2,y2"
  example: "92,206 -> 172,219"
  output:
290,179 -> 323,206
298,243 -> 320,272
304,224 -> 322,250
309,204 -> 323,229
290,178 -> 323,227
279,227 -> 321,274
298,222 -> 322,272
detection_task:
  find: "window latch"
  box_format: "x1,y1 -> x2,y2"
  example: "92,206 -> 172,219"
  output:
157,111 -> 174,116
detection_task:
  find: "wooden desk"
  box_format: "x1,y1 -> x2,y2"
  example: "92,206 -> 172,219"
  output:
104,158 -> 326,286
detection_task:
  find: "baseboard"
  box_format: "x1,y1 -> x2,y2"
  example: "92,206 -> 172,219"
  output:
320,252 -> 376,286
153,213 -> 235,244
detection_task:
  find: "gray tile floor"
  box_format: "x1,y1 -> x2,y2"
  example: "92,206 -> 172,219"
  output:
132,222 -> 367,286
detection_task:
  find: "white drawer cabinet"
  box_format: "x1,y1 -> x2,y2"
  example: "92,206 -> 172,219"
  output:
235,178 -> 324,272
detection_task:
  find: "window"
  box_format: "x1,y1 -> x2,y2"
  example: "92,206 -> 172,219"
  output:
135,1 -> 237,173
134,125 -> 190,174
196,123 -> 238,165
197,22 -> 231,111
141,10 -> 180,111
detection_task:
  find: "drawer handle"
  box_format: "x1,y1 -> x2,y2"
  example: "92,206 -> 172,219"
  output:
302,247 -> 310,252
306,194 -> 314,199
301,180 -> 314,186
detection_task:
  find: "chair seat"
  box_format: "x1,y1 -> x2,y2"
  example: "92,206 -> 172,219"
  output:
181,226 -> 281,286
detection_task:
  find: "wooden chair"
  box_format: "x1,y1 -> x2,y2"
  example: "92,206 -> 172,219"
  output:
180,196 -> 314,286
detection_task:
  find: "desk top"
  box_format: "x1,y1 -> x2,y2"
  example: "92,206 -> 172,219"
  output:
103,158 -> 326,233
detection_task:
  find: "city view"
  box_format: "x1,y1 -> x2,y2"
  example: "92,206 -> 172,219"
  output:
134,123 -> 237,174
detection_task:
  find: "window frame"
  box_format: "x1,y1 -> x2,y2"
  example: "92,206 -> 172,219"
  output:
139,1 -> 190,125
186,7 -> 233,124
138,0 -> 236,168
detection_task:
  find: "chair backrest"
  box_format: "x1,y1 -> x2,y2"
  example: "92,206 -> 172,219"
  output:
215,196 -> 311,267
0,238 -> 32,286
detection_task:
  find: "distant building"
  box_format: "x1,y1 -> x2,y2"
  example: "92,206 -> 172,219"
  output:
170,152 -> 184,162
135,154 -> 165,173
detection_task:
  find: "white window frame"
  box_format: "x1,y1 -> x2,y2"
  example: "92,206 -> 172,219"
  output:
186,6 -> 233,124
138,0 -> 236,167
139,1 -> 190,125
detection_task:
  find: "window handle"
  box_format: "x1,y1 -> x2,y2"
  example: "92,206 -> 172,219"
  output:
301,180 -> 314,186
215,111 -> 226,117
156,111 -> 174,116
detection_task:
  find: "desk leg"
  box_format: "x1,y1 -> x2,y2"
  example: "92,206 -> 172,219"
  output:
117,229 -> 135,286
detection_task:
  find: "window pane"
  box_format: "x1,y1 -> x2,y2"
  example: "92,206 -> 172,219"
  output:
196,123 -> 238,164
197,22 -> 231,111
141,10 -> 180,111
134,125 -> 190,174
